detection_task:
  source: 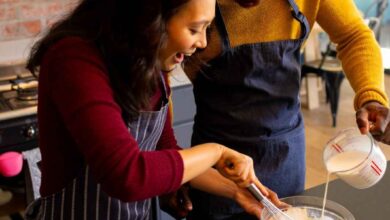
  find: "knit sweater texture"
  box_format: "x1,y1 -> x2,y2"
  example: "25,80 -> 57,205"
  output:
187,0 -> 388,109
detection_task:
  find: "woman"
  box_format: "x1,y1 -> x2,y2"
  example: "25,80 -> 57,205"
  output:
25,0 -> 283,219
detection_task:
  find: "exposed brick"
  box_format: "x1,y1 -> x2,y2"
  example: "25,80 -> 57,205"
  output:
0,0 -> 20,3
0,0 -> 80,41
18,3 -> 44,20
0,4 -> 17,21
0,21 -> 20,40
19,20 -> 41,37
43,2 -> 63,16
43,1 -> 68,27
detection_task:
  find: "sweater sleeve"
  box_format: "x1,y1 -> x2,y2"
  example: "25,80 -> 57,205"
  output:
316,0 -> 389,109
45,38 -> 184,202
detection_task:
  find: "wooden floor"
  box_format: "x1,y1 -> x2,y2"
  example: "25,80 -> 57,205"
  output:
302,74 -> 390,189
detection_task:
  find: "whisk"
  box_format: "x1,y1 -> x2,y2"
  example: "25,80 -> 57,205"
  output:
247,183 -> 293,220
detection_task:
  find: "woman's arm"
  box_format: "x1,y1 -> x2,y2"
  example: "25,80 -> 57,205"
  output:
189,167 -> 237,198
178,143 -> 267,194
190,168 -> 287,219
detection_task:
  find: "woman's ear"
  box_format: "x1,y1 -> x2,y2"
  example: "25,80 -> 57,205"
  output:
234,0 -> 260,8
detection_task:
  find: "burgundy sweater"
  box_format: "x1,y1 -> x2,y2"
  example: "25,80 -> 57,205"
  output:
38,37 -> 184,201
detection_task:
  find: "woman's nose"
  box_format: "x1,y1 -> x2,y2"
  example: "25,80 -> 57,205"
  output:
195,32 -> 207,49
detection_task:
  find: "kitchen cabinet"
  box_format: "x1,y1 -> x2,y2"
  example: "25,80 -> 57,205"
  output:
171,84 -> 196,148
169,68 -> 196,149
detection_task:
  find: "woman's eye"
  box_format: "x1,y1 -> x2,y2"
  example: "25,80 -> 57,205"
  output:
190,28 -> 201,34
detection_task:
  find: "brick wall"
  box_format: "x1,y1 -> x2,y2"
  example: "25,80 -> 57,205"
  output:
0,0 -> 78,42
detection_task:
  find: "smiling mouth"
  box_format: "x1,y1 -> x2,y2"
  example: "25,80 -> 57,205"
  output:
173,53 -> 184,63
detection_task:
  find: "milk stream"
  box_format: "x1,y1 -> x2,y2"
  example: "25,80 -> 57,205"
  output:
321,172 -> 331,219
321,151 -> 368,219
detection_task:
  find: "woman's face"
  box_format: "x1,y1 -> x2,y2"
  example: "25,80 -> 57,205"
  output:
159,0 -> 216,72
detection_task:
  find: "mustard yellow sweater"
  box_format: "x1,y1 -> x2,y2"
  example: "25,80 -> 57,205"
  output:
187,0 -> 388,110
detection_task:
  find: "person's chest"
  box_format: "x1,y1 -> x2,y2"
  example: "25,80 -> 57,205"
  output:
217,0 -> 319,47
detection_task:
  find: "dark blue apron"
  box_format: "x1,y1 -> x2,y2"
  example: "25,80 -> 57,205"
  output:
25,73 -> 170,220
189,0 -> 310,219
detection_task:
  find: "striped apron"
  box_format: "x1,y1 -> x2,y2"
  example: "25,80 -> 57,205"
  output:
26,73 -> 169,220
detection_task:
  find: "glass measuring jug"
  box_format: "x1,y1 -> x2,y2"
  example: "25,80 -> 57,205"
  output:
323,127 -> 387,189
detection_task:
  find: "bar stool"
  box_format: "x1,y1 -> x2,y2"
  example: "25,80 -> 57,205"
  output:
301,42 -> 344,127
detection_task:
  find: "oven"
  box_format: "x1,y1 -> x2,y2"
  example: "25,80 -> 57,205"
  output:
0,64 -> 38,218
0,68 -> 38,153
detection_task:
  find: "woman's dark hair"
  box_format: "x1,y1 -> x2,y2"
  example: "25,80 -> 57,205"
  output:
27,0 -> 189,122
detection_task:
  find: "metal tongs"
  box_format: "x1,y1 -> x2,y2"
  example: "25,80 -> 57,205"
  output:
247,183 -> 293,220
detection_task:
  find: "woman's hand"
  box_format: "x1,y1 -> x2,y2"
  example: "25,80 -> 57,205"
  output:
356,101 -> 390,143
159,184 -> 192,219
234,186 -> 290,219
215,147 -> 269,196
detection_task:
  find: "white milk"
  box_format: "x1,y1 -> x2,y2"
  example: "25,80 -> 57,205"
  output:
325,151 -> 368,173
321,172 -> 331,219
321,151 -> 367,219
323,128 -> 386,189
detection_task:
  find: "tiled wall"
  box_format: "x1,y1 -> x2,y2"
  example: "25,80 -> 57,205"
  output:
0,0 -> 77,42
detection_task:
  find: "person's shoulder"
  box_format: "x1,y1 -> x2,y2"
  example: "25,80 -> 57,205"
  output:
47,36 -> 98,58
42,36 -> 106,72
41,36 -> 108,79
52,36 -> 87,48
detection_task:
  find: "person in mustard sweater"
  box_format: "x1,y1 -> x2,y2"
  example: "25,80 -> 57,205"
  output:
178,0 -> 390,219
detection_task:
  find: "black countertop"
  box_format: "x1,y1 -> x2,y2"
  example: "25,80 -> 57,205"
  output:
302,161 -> 390,220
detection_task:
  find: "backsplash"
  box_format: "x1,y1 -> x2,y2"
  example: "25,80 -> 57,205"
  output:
0,0 -> 78,42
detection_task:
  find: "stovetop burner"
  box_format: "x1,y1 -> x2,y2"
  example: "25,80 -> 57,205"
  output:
0,73 -> 38,113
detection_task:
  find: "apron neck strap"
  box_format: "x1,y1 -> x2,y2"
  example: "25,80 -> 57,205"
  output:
159,71 -> 169,106
287,0 -> 310,40
215,3 -> 231,49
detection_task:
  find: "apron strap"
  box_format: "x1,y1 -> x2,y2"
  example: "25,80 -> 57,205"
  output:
287,0 -> 310,40
215,3 -> 231,51
160,72 -> 169,106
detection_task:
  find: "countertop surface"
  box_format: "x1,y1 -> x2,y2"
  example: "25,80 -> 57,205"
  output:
0,38 -> 36,67
302,161 -> 390,220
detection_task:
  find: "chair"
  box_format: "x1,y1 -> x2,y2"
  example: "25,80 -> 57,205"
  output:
301,0 -> 388,127
301,40 -> 344,127
364,0 -> 388,41
366,17 -> 381,38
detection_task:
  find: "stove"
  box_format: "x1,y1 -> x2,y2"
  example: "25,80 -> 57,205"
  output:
0,41 -> 40,216
0,65 -> 38,154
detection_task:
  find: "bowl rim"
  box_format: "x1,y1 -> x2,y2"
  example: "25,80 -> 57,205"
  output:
261,195 -> 355,220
